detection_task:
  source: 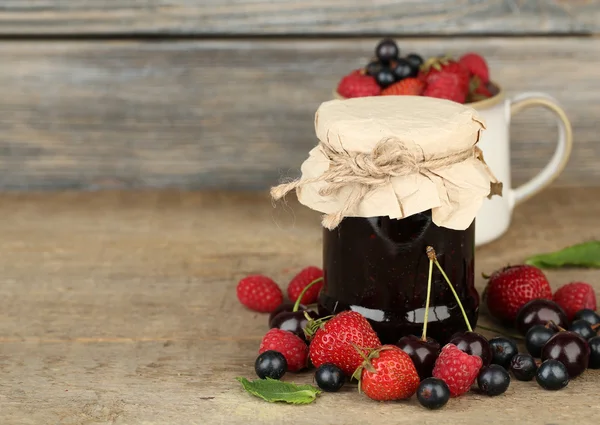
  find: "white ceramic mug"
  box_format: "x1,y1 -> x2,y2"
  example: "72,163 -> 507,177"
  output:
332,86 -> 573,246
470,87 -> 573,246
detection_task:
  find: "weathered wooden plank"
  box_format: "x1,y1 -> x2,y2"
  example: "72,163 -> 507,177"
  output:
0,189 -> 599,423
0,37 -> 598,191
0,0 -> 599,35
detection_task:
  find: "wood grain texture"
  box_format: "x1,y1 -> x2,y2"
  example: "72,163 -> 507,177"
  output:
0,37 -> 599,191
0,0 -> 599,35
0,189 -> 599,424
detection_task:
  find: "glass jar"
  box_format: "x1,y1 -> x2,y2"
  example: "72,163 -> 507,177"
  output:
318,211 -> 477,345
271,96 -> 501,346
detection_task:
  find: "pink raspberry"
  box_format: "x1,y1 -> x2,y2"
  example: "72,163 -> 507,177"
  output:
259,329 -> 308,372
433,343 -> 483,397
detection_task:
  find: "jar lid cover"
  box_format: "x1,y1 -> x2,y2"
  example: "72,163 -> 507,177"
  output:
272,96 -> 502,230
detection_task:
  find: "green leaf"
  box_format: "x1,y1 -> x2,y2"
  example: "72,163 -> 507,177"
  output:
236,377 -> 321,404
525,241 -> 600,268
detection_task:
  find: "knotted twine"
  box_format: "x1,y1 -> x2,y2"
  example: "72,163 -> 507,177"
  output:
270,137 -> 502,229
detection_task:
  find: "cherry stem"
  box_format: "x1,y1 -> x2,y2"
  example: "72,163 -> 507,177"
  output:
421,258 -> 434,341
427,246 -> 472,332
292,277 -> 324,312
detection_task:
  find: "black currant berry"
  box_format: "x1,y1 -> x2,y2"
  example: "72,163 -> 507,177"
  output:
416,378 -> 450,410
525,325 -> 556,358
255,350 -> 287,380
477,365 -> 510,396
314,363 -> 345,392
509,353 -> 537,381
489,337 -> 518,369
375,68 -> 396,88
569,319 -> 596,340
536,359 -> 569,390
375,38 -> 399,63
392,58 -> 415,81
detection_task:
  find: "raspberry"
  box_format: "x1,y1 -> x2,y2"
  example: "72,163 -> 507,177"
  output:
432,344 -> 483,397
336,70 -> 381,98
236,275 -> 283,313
553,282 -> 597,321
259,328 -> 308,372
287,266 -> 324,305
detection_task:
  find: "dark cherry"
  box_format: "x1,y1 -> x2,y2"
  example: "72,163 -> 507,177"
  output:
396,335 -> 440,380
588,336 -> 600,369
375,38 -> 399,63
509,353 -> 537,381
477,365 -> 510,396
515,299 -> 569,335
405,53 -> 424,71
392,58 -> 415,81
255,350 -> 287,380
450,331 -> 493,365
525,325 -> 556,358
569,319 -> 596,340
541,331 -> 590,378
573,308 -> 600,326
489,337 -> 518,368
416,377 -> 450,410
536,359 -> 569,390
375,68 -> 396,88
270,310 -> 319,341
268,302 -> 306,327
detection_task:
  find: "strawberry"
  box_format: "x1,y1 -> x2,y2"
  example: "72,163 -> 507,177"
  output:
432,344 -> 482,397
356,345 -> 420,401
259,328 -> 308,372
381,78 -> 425,96
422,72 -> 467,104
287,266 -> 324,305
236,275 -> 283,313
459,53 -> 489,84
553,282 -> 597,321
308,311 -> 381,376
484,265 -> 552,323
336,70 -> 381,98
419,57 -> 470,94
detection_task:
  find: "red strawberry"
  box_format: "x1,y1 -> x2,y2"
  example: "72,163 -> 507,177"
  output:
357,345 -> 420,401
237,275 -> 283,313
259,328 -> 308,372
484,265 -> 552,323
287,266 -> 324,305
309,311 -> 381,376
459,53 -> 489,84
553,282 -> 597,321
337,70 -> 381,98
422,72 -> 467,104
381,78 -> 425,96
432,344 -> 482,397
419,57 -> 470,94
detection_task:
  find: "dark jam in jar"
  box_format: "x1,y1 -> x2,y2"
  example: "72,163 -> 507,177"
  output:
319,211 -> 477,345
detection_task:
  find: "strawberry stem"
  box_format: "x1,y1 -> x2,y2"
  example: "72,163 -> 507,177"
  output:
427,246 -> 472,332
421,255 -> 434,341
293,277 -> 324,312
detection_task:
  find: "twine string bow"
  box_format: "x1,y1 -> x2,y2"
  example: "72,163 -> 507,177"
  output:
271,137 -> 501,229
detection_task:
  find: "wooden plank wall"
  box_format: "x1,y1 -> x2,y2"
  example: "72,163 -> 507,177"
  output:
0,1 -> 599,191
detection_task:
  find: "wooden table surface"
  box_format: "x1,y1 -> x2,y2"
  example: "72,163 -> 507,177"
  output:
1,188 -> 599,425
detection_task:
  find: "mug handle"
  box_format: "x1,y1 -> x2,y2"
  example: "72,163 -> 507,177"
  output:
509,93 -> 573,205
